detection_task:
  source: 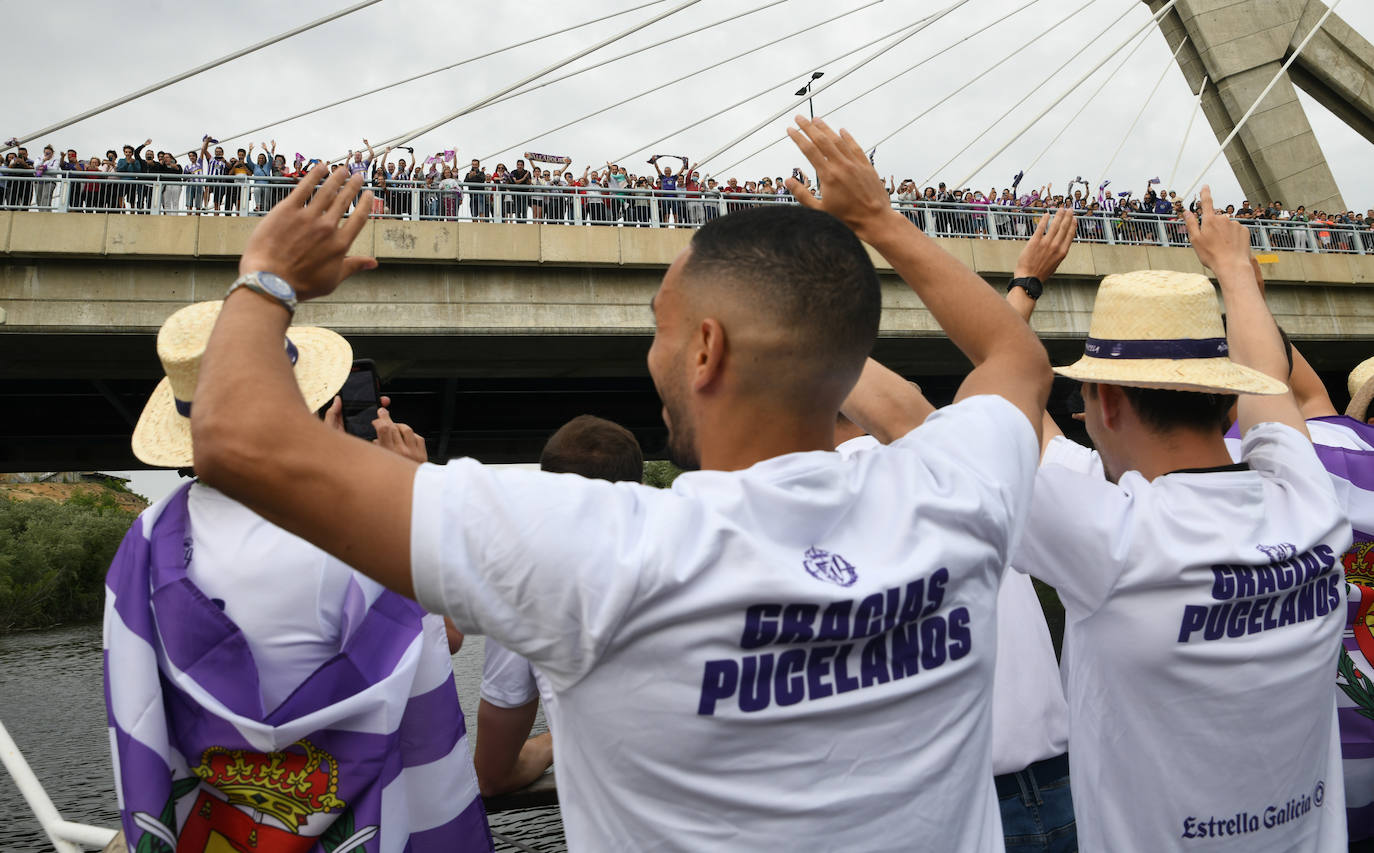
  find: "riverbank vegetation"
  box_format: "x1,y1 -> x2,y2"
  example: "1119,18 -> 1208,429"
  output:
0,489 -> 140,633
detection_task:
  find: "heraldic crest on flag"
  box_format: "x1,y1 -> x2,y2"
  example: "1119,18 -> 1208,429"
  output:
105,483 -> 494,853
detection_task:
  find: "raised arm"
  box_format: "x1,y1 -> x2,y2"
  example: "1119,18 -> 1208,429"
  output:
840,359 -> 937,443
364,139 -> 375,164
189,166 -> 421,595
785,116 -> 1050,440
1250,259 -> 1337,418
201,136 -> 210,159
1183,186 -> 1307,438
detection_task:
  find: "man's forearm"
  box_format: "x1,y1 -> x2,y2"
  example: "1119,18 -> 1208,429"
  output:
1214,261 -> 1289,381
863,211 -> 1045,368
841,358 -> 936,443
192,288 -> 310,492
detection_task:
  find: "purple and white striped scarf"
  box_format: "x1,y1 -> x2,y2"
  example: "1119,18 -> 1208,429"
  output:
103,483 -> 492,853
1228,415 -> 1374,838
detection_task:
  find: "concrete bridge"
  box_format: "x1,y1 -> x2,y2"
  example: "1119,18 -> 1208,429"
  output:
2,212 -> 1372,470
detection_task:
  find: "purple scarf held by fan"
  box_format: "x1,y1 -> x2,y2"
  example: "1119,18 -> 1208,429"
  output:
103,483 -> 493,853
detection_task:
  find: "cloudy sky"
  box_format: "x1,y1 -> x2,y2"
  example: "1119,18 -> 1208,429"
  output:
6,0 -> 1373,207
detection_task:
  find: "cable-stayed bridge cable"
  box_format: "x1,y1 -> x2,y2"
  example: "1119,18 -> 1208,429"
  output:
1168,76 -> 1208,189
1096,35 -> 1190,188
950,0 -> 1182,191
1022,23 -> 1158,177
482,0 -> 792,111
483,0 -> 885,163
201,0 -> 671,154
3,0 -> 386,155
690,0 -> 975,171
610,6 -> 953,166
713,0 -> 1051,178
349,0 -> 703,163
922,0 -> 1140,188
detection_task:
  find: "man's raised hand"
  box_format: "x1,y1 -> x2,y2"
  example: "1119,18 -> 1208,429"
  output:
1182,186 -> 1251,276
1015,207 -> 1076,282
238,163 -> 376,301
784,116 -> 899,243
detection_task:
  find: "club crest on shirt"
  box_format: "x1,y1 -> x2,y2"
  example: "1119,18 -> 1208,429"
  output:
1257,542 -> 1298,564
802,547 -> 857,587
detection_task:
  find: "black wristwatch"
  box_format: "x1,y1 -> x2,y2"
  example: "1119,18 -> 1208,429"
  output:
1007,276 -> 1044,300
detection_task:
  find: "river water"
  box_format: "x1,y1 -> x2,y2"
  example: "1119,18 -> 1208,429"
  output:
0,623 -> 561,851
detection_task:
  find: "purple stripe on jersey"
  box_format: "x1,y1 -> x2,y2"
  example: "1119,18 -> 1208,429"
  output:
110,725 -> 182,840
396,680 -> 467,767
106,530 -> 158,649
1337,709 -> 1374,757
266,592 -> 424,724
1314,444 -> 1374,491
154,577 -> 264,718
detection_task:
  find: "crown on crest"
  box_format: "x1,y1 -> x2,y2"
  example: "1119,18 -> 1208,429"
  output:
193,739 -> 346,829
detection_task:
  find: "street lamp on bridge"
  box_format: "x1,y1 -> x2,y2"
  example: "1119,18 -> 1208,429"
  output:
795,71 -> 824,120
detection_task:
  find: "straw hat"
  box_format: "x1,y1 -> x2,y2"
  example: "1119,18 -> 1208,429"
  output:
131,301 -> 352,468
1054,270 -> 1287,396
1347,356 -> 1374,421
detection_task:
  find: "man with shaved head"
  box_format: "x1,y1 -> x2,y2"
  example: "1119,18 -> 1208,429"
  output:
189,116 -> 1051,850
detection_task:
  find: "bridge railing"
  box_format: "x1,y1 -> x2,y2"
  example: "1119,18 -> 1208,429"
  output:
2,170 -> 1371,256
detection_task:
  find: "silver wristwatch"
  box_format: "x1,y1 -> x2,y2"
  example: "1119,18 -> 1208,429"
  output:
227,271 -> 297,314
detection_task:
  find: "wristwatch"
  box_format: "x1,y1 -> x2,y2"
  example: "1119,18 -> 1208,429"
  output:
227,271 -> 297,314
1007,276 -> 1044,301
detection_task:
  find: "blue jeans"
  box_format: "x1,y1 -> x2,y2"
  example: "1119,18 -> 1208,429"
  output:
996,753 -> 1077,853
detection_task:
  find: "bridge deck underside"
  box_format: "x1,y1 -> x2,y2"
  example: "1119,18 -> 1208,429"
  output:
2,333 -> 1369,471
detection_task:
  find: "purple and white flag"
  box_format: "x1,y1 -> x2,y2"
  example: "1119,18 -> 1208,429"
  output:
104,484 -> 493,853
1228,415 -> 1374,838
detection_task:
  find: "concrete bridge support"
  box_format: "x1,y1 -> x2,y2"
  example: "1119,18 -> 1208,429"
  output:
1145,0 -> 1374,212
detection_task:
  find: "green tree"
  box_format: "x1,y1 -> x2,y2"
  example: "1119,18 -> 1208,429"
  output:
642,460 -> 684,489
0,493 -> 138,632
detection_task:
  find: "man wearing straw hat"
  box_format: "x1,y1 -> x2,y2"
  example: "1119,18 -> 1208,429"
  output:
104,301 -> 493,852
186,118 -> 1054,850
1007,188 -> 1352,851
1216,336 -> 1374,842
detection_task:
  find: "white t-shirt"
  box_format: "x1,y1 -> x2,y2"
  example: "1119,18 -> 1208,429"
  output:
481,638 -> 554,714
838,435 -> 1069,775
1016,427 -> 1353,852
186,483 -> 377,710
412,395 -> 1039,851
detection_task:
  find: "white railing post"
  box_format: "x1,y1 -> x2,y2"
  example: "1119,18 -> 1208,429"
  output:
0,718 -> 113,853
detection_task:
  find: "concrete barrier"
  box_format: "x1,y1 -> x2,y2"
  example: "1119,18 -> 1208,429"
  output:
2,213 -> 1372,344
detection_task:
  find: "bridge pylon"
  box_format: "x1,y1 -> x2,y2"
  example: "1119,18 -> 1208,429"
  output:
1145,0 -> 1374,212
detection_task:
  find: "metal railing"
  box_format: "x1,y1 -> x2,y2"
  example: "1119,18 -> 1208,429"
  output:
2,170 -> 1371,255
1,717 -> 118,852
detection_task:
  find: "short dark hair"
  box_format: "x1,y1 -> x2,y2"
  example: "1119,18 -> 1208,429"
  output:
540,415 -> 644,483
682,205 -> 880,372
1114,386 -> 1236,435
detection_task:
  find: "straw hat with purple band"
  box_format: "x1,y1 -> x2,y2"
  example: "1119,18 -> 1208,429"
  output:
1054,270 -> 1288,396
131,300 -> 352,468
1347,356 -> 1374,421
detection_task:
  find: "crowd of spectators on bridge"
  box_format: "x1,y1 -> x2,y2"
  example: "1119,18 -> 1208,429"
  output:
3,134 -> 1373,251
